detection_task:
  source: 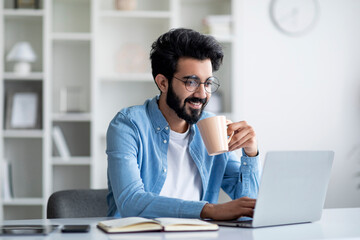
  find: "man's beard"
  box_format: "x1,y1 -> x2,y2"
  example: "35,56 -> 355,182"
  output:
166,83 -> 208,125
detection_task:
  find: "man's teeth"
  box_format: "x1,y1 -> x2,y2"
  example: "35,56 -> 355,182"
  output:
190,101 -> 201,105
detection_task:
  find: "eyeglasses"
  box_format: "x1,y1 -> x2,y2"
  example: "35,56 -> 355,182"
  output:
173,75 -> 220,93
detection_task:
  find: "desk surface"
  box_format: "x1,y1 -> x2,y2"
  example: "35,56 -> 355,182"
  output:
0,208 -> 359,240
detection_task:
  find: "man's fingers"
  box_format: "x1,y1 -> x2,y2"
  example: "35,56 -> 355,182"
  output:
229,132 -> 255,151
205,197 -> 256,220
236,198 -> 256,217
227,122 -> 256,150
227,121 -> 249,132
235,198 -> 256,210
241,208 -> 255,218
237,197 -> 256,206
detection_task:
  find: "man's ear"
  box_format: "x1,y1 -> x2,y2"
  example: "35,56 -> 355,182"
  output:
155,74 -> 169,93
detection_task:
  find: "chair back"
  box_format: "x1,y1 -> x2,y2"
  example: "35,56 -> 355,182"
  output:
47,189 -> 108,218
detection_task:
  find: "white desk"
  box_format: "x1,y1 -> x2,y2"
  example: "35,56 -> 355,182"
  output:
0,208 -> 359,239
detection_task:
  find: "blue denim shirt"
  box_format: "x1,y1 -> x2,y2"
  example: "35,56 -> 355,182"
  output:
106,96 -> 260,218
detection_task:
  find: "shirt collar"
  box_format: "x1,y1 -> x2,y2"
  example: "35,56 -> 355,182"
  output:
148,95 -> 170,133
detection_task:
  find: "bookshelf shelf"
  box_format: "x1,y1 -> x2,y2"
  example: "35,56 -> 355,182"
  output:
100,73 -> 153,82
100,10 -> 171,19
52,113 -> 91,122
2,198 -> 43,206
52,157 -> 91,166
3,72 -> 44,80
3,9 -> 44,18
3,130 -> 44,138
51,33 -> 92,41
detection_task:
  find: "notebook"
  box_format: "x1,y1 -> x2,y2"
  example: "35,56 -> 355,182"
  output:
210,151 -> 334,228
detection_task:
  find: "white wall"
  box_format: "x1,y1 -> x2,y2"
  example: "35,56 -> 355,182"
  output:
238,0 -> 360,208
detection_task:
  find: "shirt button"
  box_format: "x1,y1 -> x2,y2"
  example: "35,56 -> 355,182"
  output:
163,168 -> 167,173
157,127 -> 160,131
243,162 -> 247,166
165,127 -> 169,130
163,140 -> 167,143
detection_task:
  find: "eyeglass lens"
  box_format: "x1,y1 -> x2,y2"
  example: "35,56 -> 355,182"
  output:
185,77 -> 219,93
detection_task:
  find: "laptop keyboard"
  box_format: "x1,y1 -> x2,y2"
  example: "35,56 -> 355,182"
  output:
233,220 -> 253,227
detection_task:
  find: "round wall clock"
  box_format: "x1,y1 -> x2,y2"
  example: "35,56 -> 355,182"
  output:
270,0 -> 319,36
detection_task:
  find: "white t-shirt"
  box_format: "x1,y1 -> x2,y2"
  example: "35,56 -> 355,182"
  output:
159,128 -> 202,201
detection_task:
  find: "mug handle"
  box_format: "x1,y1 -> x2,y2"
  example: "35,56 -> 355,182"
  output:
226,119 -> 234,143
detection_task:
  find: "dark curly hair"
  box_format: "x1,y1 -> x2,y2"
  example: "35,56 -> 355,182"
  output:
150,28 -> 224,89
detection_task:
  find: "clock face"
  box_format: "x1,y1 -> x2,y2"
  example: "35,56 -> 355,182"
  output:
270,0 -> 319,36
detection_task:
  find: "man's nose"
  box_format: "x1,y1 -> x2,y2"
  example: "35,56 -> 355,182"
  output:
193,83 -> 208,98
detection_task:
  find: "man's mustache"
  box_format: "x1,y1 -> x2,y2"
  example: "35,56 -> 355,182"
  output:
185,97 -> 207,104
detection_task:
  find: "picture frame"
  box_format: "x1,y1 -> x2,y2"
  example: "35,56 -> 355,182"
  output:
14,0 -> 40,9
5,82 -> 42,130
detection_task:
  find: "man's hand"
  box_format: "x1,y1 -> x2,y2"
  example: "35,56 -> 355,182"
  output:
200,197 -> 256,220
227,121 -> 257,157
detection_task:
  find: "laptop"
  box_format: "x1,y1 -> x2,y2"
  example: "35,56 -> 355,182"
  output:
210,151 -> 334,228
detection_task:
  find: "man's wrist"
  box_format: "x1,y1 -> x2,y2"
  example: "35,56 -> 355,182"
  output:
244,148 -> 258,157
200,203 -> 214,219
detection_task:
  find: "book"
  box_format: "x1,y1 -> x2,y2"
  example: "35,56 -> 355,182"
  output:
52,126 -> 71,161
97,217 -> 219,233
1,160 -> 13,200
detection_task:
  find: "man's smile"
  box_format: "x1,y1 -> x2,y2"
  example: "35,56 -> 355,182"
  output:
187,101 -> 203,109
184,97 -> 207,111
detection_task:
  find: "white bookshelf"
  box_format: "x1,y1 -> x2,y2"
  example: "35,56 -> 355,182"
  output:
1,0 -> 240,220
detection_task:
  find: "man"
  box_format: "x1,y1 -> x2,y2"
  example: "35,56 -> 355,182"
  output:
106,28 -> 260,220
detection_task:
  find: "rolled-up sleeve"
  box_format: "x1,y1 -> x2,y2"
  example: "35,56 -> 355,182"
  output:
221,150 -> 260,199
